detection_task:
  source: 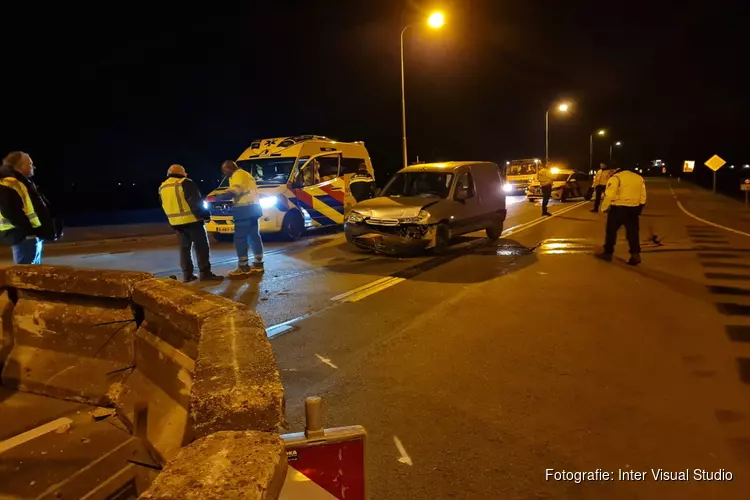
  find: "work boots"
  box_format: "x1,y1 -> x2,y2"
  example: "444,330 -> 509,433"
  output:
183,274 -> 198,283
200,271 -> 224,282
627,253 -> 641,266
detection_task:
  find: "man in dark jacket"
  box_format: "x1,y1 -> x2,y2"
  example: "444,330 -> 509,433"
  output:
159,164 -> 222,282
349,163 -> 376,203
0,151 -> 59,264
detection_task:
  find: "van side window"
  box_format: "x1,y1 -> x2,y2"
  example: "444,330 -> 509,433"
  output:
341,158 -> 366,175
455,172 -> 475,198
317,156 -> 340,182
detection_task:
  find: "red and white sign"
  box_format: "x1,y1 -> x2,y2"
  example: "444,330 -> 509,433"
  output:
280,426 -> 366,499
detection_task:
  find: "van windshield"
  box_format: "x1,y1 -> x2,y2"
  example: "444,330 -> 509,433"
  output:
381,172 -> 454,199
236,158 -> 297,185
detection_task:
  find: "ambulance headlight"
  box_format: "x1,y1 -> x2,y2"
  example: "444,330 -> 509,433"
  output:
203,200 -> 210,209
259,195 -> 279,209
503,183 -> 513,193
347,211 -> 365,223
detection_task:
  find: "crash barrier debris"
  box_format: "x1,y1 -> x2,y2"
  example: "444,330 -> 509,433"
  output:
0,265 -> 286,499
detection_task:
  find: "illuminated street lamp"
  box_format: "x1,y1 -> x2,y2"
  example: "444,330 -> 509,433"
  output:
589,129 -> 606,170
401,11 -> 445,168
545,101 -> 571,165
609,141 -> 622,163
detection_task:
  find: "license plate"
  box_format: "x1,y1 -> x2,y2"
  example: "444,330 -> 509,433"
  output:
217,226 -> 234,233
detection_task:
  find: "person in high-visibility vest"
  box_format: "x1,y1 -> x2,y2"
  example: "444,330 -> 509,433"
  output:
597,165 -> 647,265
0,151 -> 58,264
349,163 -> 376,203
159,164 -> 223,282
536,164 -> 554,217
591,162 -> 613,213
211,160 -> 264,278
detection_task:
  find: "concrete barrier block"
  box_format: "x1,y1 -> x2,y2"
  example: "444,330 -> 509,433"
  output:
0,290 -> 13,370
111,327 -> 196,463
141,309 -> 199,359
191,311 -> 285,438
140,431 -> 287,500
2,265 -> 153,298
1,292 -> 136,404
133,279 -> 244,340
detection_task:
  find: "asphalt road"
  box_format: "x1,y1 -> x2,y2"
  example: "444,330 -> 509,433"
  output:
5,180 -> 750,498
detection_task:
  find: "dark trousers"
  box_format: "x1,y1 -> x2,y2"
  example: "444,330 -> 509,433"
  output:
541,185 -> 552,213
593,185 -> 606,211
175,222 -> 211,276
604,206 -> 641,255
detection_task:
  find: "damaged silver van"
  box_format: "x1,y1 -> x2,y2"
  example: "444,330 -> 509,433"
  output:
344,161 -> 507,254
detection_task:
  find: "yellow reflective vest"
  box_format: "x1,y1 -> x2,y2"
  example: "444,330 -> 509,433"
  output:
159,177 -> 200,226
228,168 -> 259,207
0,177 -> 41,232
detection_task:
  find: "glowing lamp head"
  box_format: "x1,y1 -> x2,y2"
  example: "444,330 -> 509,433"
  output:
615,141 -> 622,146
557,103 -> 570,113
597,129 -> 606,136
427,12 -> 445,29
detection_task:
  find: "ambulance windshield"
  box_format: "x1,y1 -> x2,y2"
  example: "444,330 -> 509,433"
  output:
237,158 -> 297,185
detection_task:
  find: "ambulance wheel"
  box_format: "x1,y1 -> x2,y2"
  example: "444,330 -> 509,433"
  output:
282,211 -> 305,241
486,219 -> 504,241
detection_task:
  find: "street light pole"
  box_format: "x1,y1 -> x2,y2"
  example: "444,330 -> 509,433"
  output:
545,109 -> 549,166
589,134 -> 593,172
400,25 -> 411,169
609,141 -> 622,164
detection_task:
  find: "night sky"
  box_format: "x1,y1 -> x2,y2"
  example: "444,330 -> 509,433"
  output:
2,0 -> 747,215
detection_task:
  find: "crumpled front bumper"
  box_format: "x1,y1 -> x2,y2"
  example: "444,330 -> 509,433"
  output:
344,222 -> 438,255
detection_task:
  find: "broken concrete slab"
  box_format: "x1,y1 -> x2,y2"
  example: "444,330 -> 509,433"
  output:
191,311 -> 285,438
1,293 -> 136,405
133,278 -> 246,340
2,265 -> 153,299
140,431 -> 287,500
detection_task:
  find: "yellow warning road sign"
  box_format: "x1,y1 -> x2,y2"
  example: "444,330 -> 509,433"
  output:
705,155 -> 726,172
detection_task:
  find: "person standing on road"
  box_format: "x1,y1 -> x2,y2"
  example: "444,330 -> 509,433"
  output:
212,160 -> 264,278
591,162 -> 613,213
349,163 -> 376,203
0,151 -> 59,264
159,164 -> 223,283
597,165 -> 647,265
537,164 -> 554,216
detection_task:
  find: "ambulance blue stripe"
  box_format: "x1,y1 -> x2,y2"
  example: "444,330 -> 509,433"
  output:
316,195 -> 345,212
295,199 -> 338,226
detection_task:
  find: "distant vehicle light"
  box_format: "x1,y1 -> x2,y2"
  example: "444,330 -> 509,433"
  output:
550,167 -> 560,174
503,183 -> 513,193
259,195 -> 279,209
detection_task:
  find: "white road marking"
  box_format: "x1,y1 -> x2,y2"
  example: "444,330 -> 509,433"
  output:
502,201 -> 588,237
670,186 -> 750,237
0,417 -> 73,454
393,435 -> 413,466
329,276 -> 402,302
315,353 -> 338,369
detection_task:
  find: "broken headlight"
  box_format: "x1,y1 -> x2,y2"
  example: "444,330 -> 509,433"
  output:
399,210 -> 430,224
347,211 -> 365,223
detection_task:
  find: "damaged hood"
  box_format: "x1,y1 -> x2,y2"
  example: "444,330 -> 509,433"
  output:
351,196 -> 439,219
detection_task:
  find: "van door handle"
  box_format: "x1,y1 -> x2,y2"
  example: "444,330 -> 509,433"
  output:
330,187 -> 343,191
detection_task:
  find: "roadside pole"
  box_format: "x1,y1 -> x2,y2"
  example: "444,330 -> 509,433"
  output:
704,155 -> 726,196
743,179 -> 750,209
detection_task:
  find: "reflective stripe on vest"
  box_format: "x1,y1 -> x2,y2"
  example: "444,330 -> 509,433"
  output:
159,177 -> 200,226
350,175 -> 373,185
0,177 -> 42,231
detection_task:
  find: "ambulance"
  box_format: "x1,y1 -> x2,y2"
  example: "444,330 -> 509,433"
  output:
502,158 -> 541,194
205,135 -> 375,241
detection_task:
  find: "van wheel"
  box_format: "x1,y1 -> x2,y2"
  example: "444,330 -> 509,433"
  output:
433,224 -> 450,254
486,219 -> 504,241
281,211 -> 305,241
527,197 -> 535,203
